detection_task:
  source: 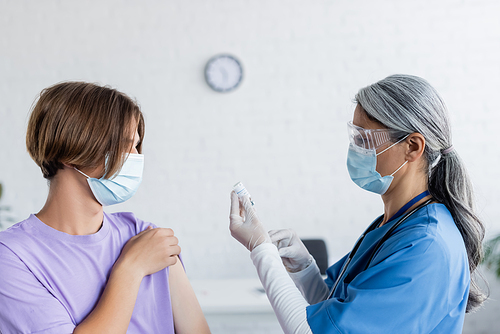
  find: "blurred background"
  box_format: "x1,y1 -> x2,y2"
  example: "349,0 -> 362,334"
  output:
1,0 -> 499,333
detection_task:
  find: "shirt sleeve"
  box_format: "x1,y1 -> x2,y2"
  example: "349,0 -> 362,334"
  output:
306,233 -> 456,334
0,243 -> 75,334
288,258 -> 330,304
251,243 -> 313,334
323,253 -> 349,291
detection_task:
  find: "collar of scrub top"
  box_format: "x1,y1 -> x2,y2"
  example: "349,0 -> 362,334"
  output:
327,190 -> 432,299
384,190 -> 431,225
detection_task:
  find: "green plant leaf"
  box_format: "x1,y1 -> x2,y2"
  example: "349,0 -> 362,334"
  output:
483,235 -> 500,279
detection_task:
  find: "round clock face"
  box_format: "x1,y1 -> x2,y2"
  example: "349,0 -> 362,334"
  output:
204,55 -> 243,92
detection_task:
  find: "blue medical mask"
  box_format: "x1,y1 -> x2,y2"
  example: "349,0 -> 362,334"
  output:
347,136 -> 408,195
75,153 -> 144,206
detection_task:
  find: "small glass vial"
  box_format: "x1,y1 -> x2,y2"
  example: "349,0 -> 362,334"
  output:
233,182 -> 254,205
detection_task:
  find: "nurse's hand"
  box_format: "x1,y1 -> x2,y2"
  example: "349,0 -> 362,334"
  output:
269,229 -> 312,273
229,191 -> 271,251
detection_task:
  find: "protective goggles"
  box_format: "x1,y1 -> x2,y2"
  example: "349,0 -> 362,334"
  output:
347,121 -> 396,151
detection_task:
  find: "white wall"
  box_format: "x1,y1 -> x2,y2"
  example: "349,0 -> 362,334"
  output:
1,0 -> 500,284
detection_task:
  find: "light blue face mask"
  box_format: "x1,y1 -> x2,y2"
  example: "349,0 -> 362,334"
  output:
347,136 -> 408,195
75,153 -> 144,206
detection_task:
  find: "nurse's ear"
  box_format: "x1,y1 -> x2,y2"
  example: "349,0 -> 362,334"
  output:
404,133 -> 426,163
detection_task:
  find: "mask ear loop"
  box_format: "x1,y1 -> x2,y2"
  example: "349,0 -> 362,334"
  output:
390,160 -> 408,176
74,167 -> 91,179
375,134 -> 410,156
376,134 -> 410,177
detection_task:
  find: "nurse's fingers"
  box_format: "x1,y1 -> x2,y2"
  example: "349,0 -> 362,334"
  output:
240,194 -> 253,212
268,229 -> 293,245
240,194 -> 258,223
278,246 -> 296,259
230,191 -> 241,217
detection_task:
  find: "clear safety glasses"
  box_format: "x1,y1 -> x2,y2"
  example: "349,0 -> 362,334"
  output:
347,121 -> 395,151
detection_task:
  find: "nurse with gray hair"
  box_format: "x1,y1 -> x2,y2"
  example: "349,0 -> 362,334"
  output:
229,74 -> 486,333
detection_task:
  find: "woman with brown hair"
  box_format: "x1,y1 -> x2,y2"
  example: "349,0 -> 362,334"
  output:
0,82 -> 210,333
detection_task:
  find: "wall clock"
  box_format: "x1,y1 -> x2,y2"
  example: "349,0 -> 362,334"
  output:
204,54 -> 243,92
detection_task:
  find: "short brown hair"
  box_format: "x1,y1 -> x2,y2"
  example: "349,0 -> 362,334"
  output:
26,82 -> 145,179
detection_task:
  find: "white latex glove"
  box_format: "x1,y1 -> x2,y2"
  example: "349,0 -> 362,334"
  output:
268,229 -> 312,273
229,191 -> 271,251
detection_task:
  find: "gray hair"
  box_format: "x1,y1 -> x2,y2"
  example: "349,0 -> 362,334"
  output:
355,74 -> 486,312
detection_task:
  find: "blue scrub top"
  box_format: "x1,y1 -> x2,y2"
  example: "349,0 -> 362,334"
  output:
306,203 -> 469,334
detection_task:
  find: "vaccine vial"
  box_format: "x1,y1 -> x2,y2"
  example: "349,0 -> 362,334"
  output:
233,182 -> 254,205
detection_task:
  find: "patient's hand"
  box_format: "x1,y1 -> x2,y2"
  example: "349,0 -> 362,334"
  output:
118,226 -> 181,278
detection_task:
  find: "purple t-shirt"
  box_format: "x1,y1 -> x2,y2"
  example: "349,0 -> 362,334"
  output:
0,212 -> 175,334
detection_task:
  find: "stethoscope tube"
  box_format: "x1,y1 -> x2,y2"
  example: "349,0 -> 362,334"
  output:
327,198 -> 434,300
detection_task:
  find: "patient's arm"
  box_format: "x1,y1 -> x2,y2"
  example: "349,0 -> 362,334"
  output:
169,258 -> 211,334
